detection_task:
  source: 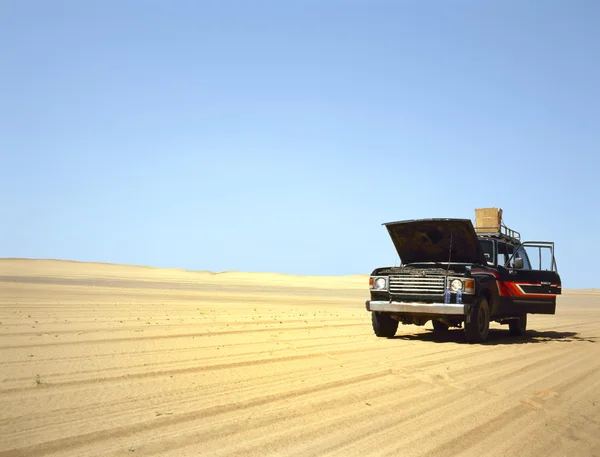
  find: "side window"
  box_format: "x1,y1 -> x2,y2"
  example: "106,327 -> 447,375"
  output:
497,242 -> 517,267
496,243 -> 507,267
519,245 -> 555,271
506,244 -> 514,259
516,246 -> 532,270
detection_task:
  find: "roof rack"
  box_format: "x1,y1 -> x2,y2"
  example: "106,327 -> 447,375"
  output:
475,223 -> 521,243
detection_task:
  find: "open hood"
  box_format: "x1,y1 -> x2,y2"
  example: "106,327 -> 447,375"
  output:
384,218 -> 486,265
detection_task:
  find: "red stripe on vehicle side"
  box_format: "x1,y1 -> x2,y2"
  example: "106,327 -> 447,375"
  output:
504,282 -> 557,299
496,280 -> 513,297
470,270 -> 500,279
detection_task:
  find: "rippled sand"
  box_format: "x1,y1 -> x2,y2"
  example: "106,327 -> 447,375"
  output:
1,259 -> 599,457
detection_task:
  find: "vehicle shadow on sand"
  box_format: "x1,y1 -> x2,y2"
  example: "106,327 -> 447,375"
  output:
392,329 -> 598,345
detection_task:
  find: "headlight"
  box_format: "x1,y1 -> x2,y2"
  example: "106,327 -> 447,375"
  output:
447,277 -> 475,294
369,277 -> 388,290
374,277 -> 387,290
450,279 -> 463,292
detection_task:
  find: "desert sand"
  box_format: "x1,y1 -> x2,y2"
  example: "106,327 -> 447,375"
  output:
0,259 -> 599,457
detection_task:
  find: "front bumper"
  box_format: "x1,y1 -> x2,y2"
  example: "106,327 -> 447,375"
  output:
366,300 -> 465,315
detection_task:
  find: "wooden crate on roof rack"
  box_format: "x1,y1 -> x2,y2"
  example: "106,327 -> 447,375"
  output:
475,208 -> 503,233
474,207 -> 520,241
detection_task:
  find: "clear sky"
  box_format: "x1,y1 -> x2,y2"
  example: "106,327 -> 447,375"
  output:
1,1 -> 599,288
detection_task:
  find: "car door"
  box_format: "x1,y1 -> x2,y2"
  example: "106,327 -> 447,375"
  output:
505,242 -> 561,314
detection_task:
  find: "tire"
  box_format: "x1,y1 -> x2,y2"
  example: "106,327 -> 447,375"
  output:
464,297 -> 490,343
509,313 -> 527,336
371,312 -> 399,338
432,320 -> 449,332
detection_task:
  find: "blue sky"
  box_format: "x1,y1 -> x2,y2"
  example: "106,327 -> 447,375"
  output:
1,1 -> 598,288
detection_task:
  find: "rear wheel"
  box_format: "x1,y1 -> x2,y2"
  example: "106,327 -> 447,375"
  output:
432,320 -> 449,332
464,297 -> 490,343
509,313 -> 527,336
371,312 -> 399,338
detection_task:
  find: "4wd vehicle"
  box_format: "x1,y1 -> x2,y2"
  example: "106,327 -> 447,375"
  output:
365,208 -> 561,343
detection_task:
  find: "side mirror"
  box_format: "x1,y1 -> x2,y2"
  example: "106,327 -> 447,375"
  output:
513,257 -> 524,269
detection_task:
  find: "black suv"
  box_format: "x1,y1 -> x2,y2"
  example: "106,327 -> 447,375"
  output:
365,218 -> 561,343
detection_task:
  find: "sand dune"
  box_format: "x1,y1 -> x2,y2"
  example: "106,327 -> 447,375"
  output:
1,259 -> 599,457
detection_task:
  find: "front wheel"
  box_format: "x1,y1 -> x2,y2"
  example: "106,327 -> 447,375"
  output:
371,312 -> 399,338
464,297 -> 490,343
509,313 -> 527,336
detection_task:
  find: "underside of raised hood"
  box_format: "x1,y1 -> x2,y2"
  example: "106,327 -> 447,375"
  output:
384,218 -> 486,265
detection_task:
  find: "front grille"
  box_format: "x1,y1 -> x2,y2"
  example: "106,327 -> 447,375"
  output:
389,275 -> 445,295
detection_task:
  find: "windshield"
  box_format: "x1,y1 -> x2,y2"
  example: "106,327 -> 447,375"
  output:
479,240 -> 494,265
